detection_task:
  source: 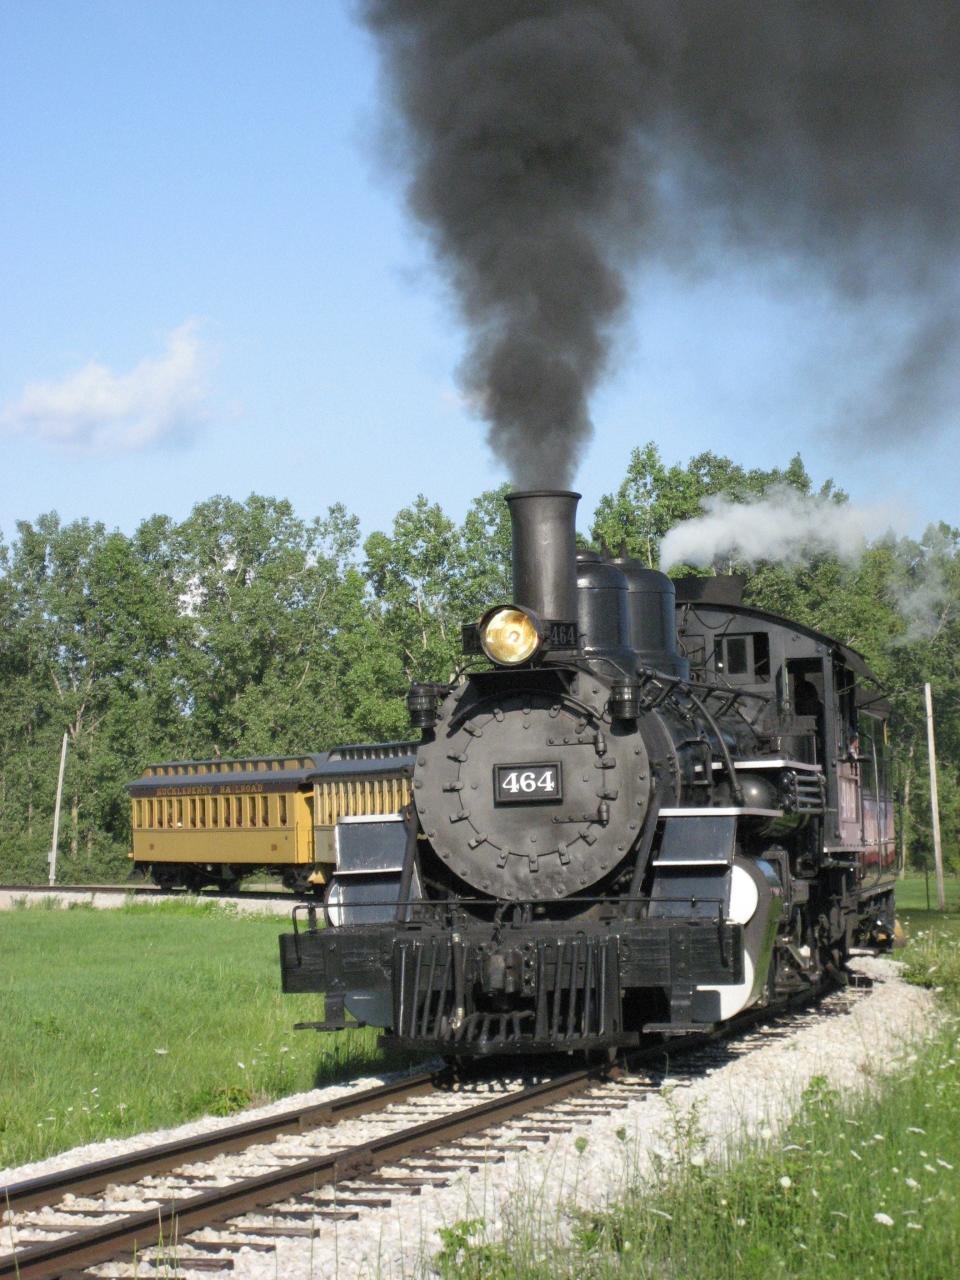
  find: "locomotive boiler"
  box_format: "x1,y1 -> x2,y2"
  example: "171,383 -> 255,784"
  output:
280,490 -> 895,1055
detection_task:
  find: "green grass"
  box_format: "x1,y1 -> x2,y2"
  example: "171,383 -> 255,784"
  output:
0,901 -> 412,1172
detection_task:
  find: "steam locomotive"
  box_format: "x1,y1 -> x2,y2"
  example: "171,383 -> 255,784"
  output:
280,490 -> 895,1055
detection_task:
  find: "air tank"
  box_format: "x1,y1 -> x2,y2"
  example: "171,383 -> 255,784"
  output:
611,558 -> 689,678
576,552 -> 634,662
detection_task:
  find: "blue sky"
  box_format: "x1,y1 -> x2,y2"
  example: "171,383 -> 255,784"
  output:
1,1 -> 956,548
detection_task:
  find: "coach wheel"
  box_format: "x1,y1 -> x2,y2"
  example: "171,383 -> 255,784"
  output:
282,870 -> 313,895
151,865 -> 180,892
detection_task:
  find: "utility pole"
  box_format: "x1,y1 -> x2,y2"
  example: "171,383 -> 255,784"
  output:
924,682 -> 946,912
48,732 -> 68,887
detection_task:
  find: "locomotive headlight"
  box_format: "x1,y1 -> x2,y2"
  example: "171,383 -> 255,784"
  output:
479,605 -> 543,665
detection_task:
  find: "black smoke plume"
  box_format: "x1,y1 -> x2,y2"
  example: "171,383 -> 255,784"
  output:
359,2 -> 960,485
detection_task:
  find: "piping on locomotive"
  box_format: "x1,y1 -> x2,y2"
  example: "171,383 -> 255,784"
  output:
128,743 -> 414,892
280,490 -> 896,1054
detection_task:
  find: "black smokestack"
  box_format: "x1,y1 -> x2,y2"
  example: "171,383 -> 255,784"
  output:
506,489 -> 580,623
359,3 -> 960,476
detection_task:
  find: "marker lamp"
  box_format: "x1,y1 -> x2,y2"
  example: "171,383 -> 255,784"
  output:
480,605 -> 543,666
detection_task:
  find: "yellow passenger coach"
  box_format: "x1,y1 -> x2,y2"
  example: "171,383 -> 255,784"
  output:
128,742 -> 415,892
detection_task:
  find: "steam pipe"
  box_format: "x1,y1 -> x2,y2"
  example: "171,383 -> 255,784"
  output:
505,489 -> 580,622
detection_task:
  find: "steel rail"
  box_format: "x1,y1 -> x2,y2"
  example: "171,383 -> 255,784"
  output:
1,1070 -> 440,1214
0,1064 -> 611,1280
0,883 -> 304,902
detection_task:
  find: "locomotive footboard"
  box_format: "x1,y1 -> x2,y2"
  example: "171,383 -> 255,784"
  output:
280,917 -> 744,1053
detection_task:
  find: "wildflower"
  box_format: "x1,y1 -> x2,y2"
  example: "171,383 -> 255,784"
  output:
872,1134 -> 883,1142
849,1150 -> 862,1161
779,1176 -> 792,1189
279,1046 -> 290,1054
936,1159 -> 953,1170
154,1048 -> 169,1056
237,1062 -> 246,1070
905,1177 -> 920,1189
690,1153 -> 706,1168
874,1213 -> 894,1227
759,1127 -> 773,1141
906,1222 -> 923,1231
907,1127 -> 925,1135
924,1164 -> 936,1174
736,1219 -> 747,1228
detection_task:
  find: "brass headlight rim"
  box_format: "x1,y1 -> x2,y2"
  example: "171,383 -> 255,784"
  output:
479,603 -> 544,666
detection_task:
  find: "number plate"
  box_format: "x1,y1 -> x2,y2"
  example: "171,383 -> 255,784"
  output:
493,762 -> 563,804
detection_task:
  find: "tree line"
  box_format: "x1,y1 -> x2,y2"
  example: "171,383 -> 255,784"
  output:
1,445 -> 956,881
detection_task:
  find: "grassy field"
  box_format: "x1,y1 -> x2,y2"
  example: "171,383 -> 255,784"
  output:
0,900 -> 412,1172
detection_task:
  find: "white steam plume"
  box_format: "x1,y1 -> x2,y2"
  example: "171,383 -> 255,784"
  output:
659,486 -> 906,570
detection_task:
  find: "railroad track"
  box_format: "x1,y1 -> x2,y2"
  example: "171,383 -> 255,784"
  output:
0,884 -> 302,905
0,982 -> 867,1280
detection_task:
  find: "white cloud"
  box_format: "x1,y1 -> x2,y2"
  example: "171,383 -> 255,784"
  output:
1,320 -> 208,453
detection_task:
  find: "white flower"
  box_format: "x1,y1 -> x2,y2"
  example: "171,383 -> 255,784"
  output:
154,1048 -> 169,1056
849,1150 -> 862,1161
759,1127 -> 773,1141
907,1127 -> 925,1135
906,1222 -> 924,1231
905,1177 -> 920,1189
237,1061 -> 246,1070
924,1164 -> 936,1174
779,1176 -> 792,1189
279,1046 -> 290,1053
874,1213 -> 894,1227
936,1159 -> 954,1170
690,1153 -> 706,1168
736,1219 -> 747,1228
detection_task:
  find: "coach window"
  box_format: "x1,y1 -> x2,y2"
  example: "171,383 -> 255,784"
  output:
248,795 -> 258,827
279,794 -> 288,827
190,798 -> 197,828
166,798 -> 175,828
223,798 -> 231,828
235,797 -> 244,827
260,795 -> 269,827
199,798 -> 207,828
211,797 -> 219,827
